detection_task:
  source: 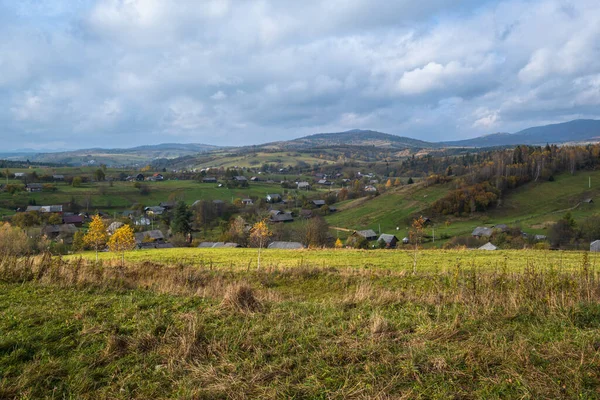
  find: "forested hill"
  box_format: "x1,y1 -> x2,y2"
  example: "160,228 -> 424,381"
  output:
442,119 -> 600,147
269,129 -> 436,149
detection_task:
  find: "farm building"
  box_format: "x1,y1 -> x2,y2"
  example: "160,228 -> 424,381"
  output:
202,177 -> 217,183
312,200 -> 326,207
42,224 -> 78,242
378,234 -> 399,248
40,205 -> 63,213
198,242 -> 241,248
52,175 -> 65,181
354,229 -> 378,241
402,237 -> 410,244
297,181 -> 310,190
145,206 -> 165,215
63,215 -> 84,226
269,210 -> 294,223
26,183 -> 43,192
591,240 -> 600,252
583,198 -> 594,204
241,198 -> 254,206
268,241 -> 304,249
472,227 -> 493,238
479,242 -> 498,251
135,230 -> 165,244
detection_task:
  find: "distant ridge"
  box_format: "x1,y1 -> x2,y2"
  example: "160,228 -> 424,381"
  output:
441,119 -> 600,147
274,129 -> 436,149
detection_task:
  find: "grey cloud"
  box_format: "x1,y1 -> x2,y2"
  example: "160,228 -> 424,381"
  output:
1,0 -> 600,150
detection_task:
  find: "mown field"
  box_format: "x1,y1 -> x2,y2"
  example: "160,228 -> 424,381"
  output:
2,250 -> 600,399
70,247 -> 600,273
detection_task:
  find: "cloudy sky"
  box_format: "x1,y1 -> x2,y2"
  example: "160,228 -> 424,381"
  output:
1,0 -> 599,150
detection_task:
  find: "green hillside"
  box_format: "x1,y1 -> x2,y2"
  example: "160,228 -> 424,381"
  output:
326,170 -> 600,242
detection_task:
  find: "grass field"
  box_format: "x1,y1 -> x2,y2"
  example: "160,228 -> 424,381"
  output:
0,180 -> 326,216
2,250 -> 600,398
69,247 -> 600,273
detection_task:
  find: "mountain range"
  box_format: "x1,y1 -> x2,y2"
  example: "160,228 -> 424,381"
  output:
2,119 -> 600,166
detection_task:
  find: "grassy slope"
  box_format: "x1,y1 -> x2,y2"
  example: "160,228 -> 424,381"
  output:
1,253 -> 600,398
326,170 -> 600,241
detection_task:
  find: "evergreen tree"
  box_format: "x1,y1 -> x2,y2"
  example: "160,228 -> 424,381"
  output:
171,201 -> 192,237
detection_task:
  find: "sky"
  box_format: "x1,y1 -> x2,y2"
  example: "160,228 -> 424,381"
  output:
1,0 -> 599,151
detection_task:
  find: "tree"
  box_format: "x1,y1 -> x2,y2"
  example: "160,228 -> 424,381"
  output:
304,215 -> 329,248
385,179 -> 393,189
394,178 -> 402,186
84,215 -> 108,261
72,231 -> 85,252
335,238 -> 343,248
94,169 -> 105,182
72,177 -> 82,187
407,177 -> 414,185
250,220 -> 272,270
409,216 -> 426,274
226,216 -> 249,247
171,201 -> 192,238
108,224 -> 136,266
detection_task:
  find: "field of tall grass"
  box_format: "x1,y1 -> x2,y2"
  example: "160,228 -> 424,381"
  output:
2,251 -> 600,398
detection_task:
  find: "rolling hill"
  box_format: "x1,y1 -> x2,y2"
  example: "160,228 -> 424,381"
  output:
272,129 -> 436,149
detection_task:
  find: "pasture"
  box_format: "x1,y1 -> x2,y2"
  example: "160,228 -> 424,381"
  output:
2,248 -> 600,398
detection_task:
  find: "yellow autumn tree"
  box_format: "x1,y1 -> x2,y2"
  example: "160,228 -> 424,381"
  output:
394,178 -> 401,186
250,219 -> 272,270
334,238 -> 343,249
108,224 -> 136,266
84,215 -> 108,261
385,179 -> 393,189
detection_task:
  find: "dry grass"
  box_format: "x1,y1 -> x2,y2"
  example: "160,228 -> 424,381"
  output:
2,252 -> 600,398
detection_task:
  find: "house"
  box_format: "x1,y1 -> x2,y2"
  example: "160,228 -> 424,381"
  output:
583,198 -> 594,204
40,205 -> 63,213
233,176 -> 248,182
479,242 -> 498,251
591,240 -> 600,252
14,173 -> 25,178
534,234 -> 547,241
107,221 -> 124,235
241,198 -> 254,206
402,237 -> 410,244
152,173 -> 164,181
269,210 -> 294,223
297,182 -> 310,190
266,194 -> 282,203
250,176 -> 260,182
123,210 -> 138,218
135,174 -> 145,181
63,215 -> 84,227
317,179 -> 332,186
42,224 -> 78,241
354,229 -> 378,241
472,227 -> 493,238
158,202 -> 175,210
328,205 -> 337,213
312,199 -> 326,207
26,183 -> 43,192
52,175 -> 65,181
203,177 -> 217,183
25,206 -> 42,212
300,209 -> 313,219
364,185 -> 377,193
378,234 -> 399,248
135,230 -> 165,244
134,216 -> 151,226
268,241 -> 305,249
493,224 -> 509,232
145,206 -> 165,215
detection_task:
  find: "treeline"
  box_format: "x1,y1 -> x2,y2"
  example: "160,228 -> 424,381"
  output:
431,144 -> 600,215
